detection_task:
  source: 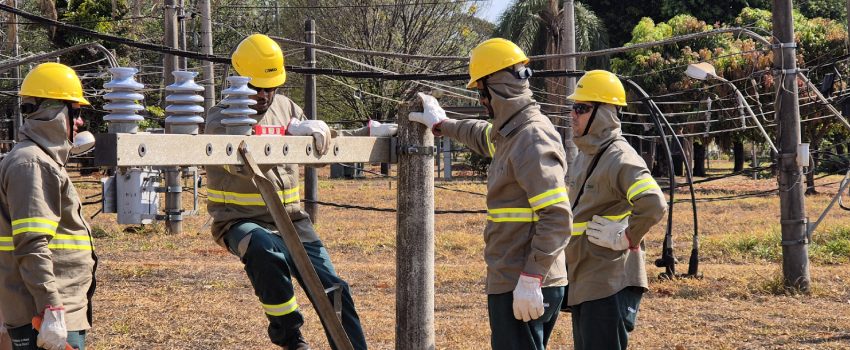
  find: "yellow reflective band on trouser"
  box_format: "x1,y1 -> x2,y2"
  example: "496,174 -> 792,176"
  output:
263,297 -> 299,316
485,123 -> 496,157
48,234 -> 93,251
11,217 -> 58,236
208,186 -> 301,206
627,178 -> 661,205
571,212 -> 632,236
486,208 -> 538,222
0,236 -> 11,251
528,188 -> 569,211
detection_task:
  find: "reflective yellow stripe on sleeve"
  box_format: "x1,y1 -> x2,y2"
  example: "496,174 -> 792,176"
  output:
11,217 -> 58,236
487,207 -> 538,222
208,186 -> 301,206
571,212 -> 632,236
485,123 -> 495,157
263,296 -> 299,316
627,178 -> 661,205
48,234 -> 94,251
0,236 -> 12,251
528,188 -> 569,211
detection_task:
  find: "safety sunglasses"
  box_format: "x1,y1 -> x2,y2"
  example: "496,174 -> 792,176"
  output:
247,83 -> 278,93
572,103 -> 594,115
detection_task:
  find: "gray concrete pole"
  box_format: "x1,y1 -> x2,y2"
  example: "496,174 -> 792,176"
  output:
177,0 -> 187,70
442,137 -> 452,179
395,103 -> 435,349
11,0 -> 21,142
199,0 -> 215,114
773,0 -> 809,291
304,19 -> 319,222
562,0 -> 578,166
163,0 -> 178,87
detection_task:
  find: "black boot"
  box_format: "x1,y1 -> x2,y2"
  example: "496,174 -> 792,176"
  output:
283,330 -> 311,350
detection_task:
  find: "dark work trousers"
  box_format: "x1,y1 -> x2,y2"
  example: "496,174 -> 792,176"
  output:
487,286 -> 564,350
223,220 -> 367,350
571,286 -> 644,350
7,325 -> 85,350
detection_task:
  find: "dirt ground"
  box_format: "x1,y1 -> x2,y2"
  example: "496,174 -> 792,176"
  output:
72,163 -> 850,349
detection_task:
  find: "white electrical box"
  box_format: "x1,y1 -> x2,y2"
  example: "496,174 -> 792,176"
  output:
104,168 -> 161,225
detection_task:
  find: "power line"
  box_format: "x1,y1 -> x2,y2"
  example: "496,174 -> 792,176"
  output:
219,0 -> 485,10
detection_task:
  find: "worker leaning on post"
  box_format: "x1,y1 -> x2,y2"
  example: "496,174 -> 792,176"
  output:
409,38 -> 572,350
205,34 -> 395,350
564,70 -> 667,349
0,62 -> 98,350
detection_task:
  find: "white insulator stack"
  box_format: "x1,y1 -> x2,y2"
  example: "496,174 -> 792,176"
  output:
165,71 -> 205,135
103,67 -> 145,134
220,76 -> 258,135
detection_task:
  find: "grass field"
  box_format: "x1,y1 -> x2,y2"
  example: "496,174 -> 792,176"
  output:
74,161 -> 850,349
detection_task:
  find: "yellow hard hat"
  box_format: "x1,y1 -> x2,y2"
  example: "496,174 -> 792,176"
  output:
19,62 -> 90,105
467,38 -> 529,89
568,70 -> 627,106
232,34 -> 286,88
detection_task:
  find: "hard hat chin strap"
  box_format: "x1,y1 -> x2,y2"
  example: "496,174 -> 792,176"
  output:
581,102 -> 600,137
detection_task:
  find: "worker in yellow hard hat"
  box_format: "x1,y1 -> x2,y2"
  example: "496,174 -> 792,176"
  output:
410,38 -> 572,350
206,34 -> 387,350
0,62 -> 97,350
564,70 -> 667,349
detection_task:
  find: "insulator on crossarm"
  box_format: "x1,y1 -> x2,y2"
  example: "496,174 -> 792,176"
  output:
103,67 -> 145,134
165,71 -> 205,135
220,76 -> 258,135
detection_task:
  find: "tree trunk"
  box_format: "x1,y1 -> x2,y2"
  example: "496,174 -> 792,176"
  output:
733,141 -> 745,172
805,142 -> 818,194
693,141 -> 706,177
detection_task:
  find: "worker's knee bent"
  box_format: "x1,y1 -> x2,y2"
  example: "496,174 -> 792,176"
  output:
242,229 -> 287,262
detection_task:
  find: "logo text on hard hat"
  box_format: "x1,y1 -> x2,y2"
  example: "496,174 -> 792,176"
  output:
577,84 -> 583,88
265,68 -> 278,73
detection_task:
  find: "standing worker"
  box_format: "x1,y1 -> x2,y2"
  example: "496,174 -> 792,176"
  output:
408,38 -> 571,350
206,34 -> 395,350
0,62 -> 98,350
564,70 -> 667,349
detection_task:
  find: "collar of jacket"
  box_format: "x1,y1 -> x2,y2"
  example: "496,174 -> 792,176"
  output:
486,70 -> 539,138
574,103 -> 622,155
19,98 -> 72,166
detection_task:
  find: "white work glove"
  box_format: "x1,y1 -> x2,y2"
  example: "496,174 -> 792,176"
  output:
512,273 -> 545,322
368,120 -> 398,137
586,215 -> 632,251
408,92 -> 448,130
37,306 -> 67,350
288,118 -> 332,156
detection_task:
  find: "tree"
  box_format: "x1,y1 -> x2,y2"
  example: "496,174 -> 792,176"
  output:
493,0 -> 608,111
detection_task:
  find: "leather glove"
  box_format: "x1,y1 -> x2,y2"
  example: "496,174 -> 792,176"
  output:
408,92 -> 448,131
586,215 -> 632,251
36,306 -> 67,350
288,118 -> 332,155
368,120 -> 398,137
512,273 -> 545,322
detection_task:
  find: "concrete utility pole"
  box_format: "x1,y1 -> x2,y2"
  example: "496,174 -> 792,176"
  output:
395,103 -> 435,350
10,0 -> 21,142
177,0 -> 188,70
199,0 -> 215,113
304,19 -> 319,222
561,0 -> 578,166
773,0 -> 809,291
163,0 -> 178,86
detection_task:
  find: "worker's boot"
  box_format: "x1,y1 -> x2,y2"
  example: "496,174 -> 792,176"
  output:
283,330 -> 311,350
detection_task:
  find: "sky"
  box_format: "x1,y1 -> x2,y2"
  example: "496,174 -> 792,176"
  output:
478,0 -> 512,23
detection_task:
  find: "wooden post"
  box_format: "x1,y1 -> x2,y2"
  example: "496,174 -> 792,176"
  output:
396,103 -> 435,349
304,19 -> 319,222
773,0 -> 810,291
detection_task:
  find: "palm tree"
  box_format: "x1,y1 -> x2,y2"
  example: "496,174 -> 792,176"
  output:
494,0 -> 608,111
